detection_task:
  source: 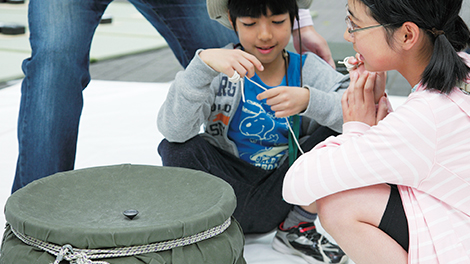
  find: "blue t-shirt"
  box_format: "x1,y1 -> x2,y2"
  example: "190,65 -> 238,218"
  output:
228,51 -> 305,170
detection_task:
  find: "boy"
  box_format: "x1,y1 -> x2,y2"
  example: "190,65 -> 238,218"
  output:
157,0 -> 349,263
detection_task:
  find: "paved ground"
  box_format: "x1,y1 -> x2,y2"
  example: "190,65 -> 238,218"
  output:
0,0 -> 169,87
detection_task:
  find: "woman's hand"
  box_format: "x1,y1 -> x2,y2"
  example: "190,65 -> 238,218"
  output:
346,55 -> 386,104
257,86 -> 310,118
199,49 -> 264,79
342,71 -> 391,126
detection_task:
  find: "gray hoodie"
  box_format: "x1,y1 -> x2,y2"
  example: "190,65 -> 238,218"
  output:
158,44 -> 350,157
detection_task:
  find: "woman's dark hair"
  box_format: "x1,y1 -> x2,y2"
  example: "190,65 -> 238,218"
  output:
228,0 -> 299,32
357,0 -> 470,94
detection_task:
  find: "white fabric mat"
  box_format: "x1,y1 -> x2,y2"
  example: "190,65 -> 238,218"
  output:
1,80 -> 407,262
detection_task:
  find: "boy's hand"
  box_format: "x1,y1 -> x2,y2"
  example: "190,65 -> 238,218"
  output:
257,86 -> 310,118
199,49 -> 264,79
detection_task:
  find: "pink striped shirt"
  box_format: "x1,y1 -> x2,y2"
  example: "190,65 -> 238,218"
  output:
283,72 -> 470,262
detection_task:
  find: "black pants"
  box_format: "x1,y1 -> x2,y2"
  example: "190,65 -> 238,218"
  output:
158,127 -> 339,234
378,184 -> 409,252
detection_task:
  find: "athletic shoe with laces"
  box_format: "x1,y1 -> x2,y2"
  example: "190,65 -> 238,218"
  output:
272,221 -> 349,264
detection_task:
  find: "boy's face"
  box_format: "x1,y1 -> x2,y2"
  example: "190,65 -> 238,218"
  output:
232,9 -> 292,66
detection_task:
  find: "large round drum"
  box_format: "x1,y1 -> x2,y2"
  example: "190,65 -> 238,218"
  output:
1,164 -> 245,264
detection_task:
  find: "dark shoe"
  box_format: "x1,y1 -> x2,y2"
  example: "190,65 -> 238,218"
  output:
272,221 -> 348,264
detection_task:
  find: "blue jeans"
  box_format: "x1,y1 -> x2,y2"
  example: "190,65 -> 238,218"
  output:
12,0 -> 238,193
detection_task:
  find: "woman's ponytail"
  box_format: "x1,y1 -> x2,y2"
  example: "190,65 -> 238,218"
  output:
421,11 -> 470,94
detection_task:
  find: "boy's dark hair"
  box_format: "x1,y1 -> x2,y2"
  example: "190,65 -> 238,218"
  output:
228,0 -> 299,32
357,0 -> 470,94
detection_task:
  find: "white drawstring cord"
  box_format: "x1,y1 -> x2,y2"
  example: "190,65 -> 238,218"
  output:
229,71 -> 246,102
228,71 -> 304,155
228,71 -> 241,82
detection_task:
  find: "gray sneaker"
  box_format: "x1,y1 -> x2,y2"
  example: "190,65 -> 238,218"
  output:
272,221 -> 348,264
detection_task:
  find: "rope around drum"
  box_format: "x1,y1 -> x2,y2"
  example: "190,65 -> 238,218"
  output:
10,217 -> 232,264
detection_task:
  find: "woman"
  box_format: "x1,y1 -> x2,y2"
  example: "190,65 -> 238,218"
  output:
282,0 -> 470,263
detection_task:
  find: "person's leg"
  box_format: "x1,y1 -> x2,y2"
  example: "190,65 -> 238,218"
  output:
158,136 -> 280,233
12,0 -> 111,193
236,126 -> 341,233
282,125 -> 340,227
272,127 -> 348,264
316,184 -> 408,264
129,0 -> 238,67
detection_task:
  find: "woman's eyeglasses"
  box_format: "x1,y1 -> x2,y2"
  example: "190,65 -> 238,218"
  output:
345,12 -> 390,38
